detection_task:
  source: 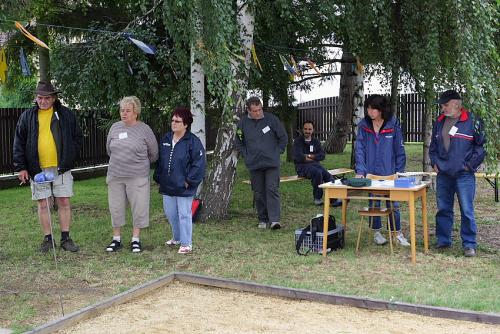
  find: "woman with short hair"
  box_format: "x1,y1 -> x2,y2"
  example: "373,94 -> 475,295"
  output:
154,107 -> 206,254
105,96 -> 158,253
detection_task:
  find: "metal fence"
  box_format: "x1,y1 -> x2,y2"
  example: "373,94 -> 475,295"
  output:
297,92 -> 428,142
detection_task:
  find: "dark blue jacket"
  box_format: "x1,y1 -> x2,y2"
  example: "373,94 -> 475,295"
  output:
355,116 -> 406,176
293,136 -> 325,174
154,131 -> 206,197
429,108 -> 485,177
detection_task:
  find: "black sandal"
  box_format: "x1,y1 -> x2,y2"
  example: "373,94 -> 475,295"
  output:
131,240 -> 142,253
106,240 -> 121,252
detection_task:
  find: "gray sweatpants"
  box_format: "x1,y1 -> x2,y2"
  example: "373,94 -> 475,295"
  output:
250,167 -> 281,223
107,175 -> 150,228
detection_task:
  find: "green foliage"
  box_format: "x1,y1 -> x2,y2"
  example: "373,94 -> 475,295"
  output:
0,76 -> 36,107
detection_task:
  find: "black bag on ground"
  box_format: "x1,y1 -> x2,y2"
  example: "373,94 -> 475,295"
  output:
295,214 -> 344,255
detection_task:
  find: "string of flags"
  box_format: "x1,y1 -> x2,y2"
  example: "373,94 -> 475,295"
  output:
1,19 -> 358,82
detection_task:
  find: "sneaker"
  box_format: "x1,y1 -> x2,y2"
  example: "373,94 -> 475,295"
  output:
313,198 -> 323,206
131,240 -> 142,253
373,231 -> 387,245
165,239 -> 180,246
106,240 -> 122,252
178,245 -> 192,254
435,243 -> 451,249
258,222 -> 268,229
395,232 -> 410,247
464,248 -> 476,257
40,237 -> 56,253
60,238 -> 80,252
270,222 -> 281,230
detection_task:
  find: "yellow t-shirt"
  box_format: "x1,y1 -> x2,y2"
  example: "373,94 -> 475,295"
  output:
38,107 -> 58,168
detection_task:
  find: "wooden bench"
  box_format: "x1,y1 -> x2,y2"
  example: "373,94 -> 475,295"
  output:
242,168 -> 354,184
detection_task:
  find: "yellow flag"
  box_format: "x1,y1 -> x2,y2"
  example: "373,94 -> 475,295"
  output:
251,44 -> 263,71
0,48 -> 7,83
15,21 -> 50,50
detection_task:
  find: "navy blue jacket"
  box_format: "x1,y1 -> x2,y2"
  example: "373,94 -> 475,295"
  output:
355,116 -> 406,176
235,112 -> 288,171
429,108 -> 485,177
154,131 -> 206,197
292,136 -> 325,174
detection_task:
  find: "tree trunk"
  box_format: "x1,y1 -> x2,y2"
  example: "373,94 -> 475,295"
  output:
324,51 -> 356,154
38,26 -> 50,82
349,63 -> 364,168
191,44 -> 206,148
390,65 -> 399,121
199,0 -> 254,221
422,83 -> 434,172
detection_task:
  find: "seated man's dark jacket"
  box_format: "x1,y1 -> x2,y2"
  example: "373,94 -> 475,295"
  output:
13,101 -> 83,176
293,135 -> 326,175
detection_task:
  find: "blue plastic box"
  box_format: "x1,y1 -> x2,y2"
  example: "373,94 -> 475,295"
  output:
394,177 -> 416,188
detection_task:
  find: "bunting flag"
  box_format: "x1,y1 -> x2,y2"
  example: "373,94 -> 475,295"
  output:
19,47 -> 31,76
0,48 -> 7,83
251,44 -> 262,71
14,21 -> 50,50
279,54 -> 296,79
289,55 -> 301,77
307,58 -> 321,76
124,34 -> 156,55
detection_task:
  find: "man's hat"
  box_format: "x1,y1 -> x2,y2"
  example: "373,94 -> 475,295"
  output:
437,90 -> 461,104
35,81 -> 60,96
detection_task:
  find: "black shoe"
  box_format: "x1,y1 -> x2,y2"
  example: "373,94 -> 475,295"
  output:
106,240 -> 122,252
330,199 -> 343,207
40,237 -> 57,253
270,222 -> 281,230
435,243 -> 451,250
131,240 -> 142,253
60,238 -> 80,252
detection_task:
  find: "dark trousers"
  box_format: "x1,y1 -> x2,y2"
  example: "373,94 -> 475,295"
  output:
250,167 -> 281,223
297,164 -> 332,200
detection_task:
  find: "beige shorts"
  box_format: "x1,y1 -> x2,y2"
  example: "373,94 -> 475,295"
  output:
30,168 -> 74,200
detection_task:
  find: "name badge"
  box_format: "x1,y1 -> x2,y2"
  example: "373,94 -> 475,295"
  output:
118,132 -> 128,139
262,126 -> 270,134
449,126 -> 458,136
309,145 -> 314,152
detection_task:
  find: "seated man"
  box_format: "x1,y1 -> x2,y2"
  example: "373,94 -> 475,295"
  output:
293,120 -> 338,206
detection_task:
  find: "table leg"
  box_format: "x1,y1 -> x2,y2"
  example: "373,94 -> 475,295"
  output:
341,199 -> 348,232
409,192 -> 416,264
322,191 -> 331,257
422,189 -> 429,253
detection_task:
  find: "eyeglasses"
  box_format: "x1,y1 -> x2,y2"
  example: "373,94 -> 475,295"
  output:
171,119 -> 183,123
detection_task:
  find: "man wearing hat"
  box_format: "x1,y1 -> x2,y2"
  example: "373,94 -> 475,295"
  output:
429,90 -> 486,257
13,81 -> 83,252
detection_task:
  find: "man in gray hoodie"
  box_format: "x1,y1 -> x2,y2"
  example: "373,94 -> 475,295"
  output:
236,97 -> 288,229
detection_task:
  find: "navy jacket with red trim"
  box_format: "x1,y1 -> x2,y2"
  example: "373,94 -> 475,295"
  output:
429,108 -> 485,177
355,116 -> 406,177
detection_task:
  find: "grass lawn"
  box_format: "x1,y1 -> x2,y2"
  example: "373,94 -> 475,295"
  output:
0,143 -> 499,332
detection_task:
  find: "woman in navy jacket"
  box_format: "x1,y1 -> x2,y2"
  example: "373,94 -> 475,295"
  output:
154,107 -> 206,254
355,95 -> 409,247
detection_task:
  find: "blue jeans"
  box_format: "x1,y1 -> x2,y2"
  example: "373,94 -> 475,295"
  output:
162,195 -> 193,247
436,172 -> 477,249
369,199 -> 401,231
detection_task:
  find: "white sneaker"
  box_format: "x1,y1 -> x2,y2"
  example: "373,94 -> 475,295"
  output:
374,231 -> 387,245
395,232 -> 410,246
258,222 -> 268,229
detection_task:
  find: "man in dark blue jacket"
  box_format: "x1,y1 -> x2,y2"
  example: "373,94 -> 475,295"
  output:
429,90 -> 486,257
235,97 -> 288,229
293,120 -> 333,205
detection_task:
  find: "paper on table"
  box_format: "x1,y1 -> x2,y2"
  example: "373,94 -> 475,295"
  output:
370,180 -> 395,187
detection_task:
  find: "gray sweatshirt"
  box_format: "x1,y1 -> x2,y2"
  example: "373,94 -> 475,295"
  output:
235,112 -> 288,171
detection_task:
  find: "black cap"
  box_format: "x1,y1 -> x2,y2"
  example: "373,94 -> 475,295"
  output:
437,90 -> 461,104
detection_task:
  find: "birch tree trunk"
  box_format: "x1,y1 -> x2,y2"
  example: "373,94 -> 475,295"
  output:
349,66 -> 364,168
199,0 -> 254,221
191,45 -> 206,149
